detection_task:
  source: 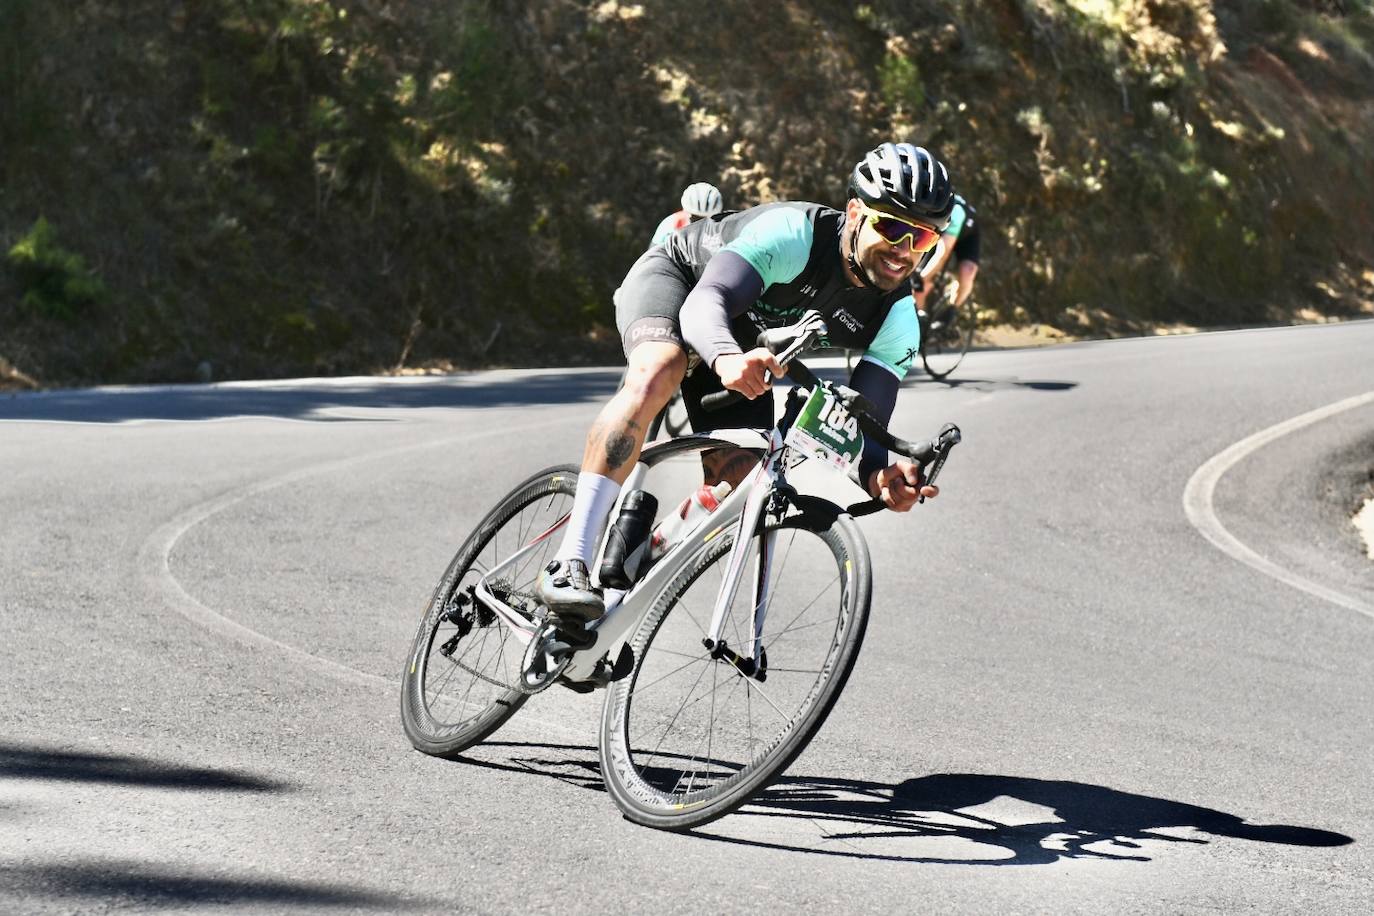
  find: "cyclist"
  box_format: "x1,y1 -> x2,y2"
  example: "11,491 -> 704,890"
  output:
651,181 -> 724,246
913,193 -> 979,313
539,143 -> 951,623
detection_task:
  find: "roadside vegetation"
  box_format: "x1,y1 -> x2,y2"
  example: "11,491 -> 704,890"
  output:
2,0 -> 1372,388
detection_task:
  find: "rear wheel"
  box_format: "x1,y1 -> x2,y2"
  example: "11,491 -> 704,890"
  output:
600,504 -> 871,829
921,292 -> 974,381
400,465 -> 579,757
663,390 -> 691,437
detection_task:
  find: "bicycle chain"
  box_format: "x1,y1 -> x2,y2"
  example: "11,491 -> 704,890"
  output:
437,577 -> 539,692
438,651 -> 521,691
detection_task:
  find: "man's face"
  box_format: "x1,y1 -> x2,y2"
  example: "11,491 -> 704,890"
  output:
845,200 -> 935,292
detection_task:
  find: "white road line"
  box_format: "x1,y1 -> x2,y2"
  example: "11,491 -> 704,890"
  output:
136,413 -> 590,701
1182,390 -> 1374,621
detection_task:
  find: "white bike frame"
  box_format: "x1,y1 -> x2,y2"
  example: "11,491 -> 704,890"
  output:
471,424 -> 788,683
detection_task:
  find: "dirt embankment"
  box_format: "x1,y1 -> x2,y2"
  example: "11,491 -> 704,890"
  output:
2,1 -> 1372,388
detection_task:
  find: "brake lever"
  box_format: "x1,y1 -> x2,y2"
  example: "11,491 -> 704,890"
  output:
846,423 -> 961,513
917,424 -> 961,504
760,311 -> 828,386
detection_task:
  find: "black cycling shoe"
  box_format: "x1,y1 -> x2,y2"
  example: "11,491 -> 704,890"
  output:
537,559 -> 604,625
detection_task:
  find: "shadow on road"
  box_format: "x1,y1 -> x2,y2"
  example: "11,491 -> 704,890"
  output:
806,361 -> 1079,393
0,744 -> 290,792
0,860 -> 419,910
0,370 -> 622,424
449,743 -> 1351,864
0,367 -> 1076,425
903,375 -> 1078,392
455,741 -> 605,791
709,772 -> 1353,864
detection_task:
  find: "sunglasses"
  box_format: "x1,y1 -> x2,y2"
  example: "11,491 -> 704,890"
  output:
862,207 -> 941,252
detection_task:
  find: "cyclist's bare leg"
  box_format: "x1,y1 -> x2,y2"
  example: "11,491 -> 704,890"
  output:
701,446 -> 761,491
540,341 -> 688,620
583,341 -> 688,482
954,260 -> 979,306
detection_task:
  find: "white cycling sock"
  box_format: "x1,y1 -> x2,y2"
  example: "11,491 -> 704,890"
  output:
556,472 -> 622,566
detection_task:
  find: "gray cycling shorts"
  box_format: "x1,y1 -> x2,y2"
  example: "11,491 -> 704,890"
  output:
613,247 -> 773,433
613,247 -> 693,357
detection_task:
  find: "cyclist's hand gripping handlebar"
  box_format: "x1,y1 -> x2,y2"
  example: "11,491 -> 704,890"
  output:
700,311 -> 827,412
688,308 -> 960,516
846,421 -> 961,516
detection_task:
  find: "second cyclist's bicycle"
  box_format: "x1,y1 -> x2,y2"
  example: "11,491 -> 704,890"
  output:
916,278 -> 976,380
400,312 -> 960,830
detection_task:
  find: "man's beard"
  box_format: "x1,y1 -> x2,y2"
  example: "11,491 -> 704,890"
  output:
861,247 -> 914,292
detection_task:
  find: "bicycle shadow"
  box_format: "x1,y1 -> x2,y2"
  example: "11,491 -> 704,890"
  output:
706,772 -> 1352,864
451,743 -> 1351,865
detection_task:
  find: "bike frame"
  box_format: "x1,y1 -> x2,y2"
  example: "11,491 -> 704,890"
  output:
471,424 -> 789,684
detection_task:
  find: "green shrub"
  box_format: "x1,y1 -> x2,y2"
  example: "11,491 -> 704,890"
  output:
6,218 -> 107,320
878,51 -> 924,111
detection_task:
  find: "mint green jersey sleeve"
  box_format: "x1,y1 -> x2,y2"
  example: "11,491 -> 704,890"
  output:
944,202 -> 967,240
720,207 -> 813,288
651,214 -> 678,246
861,295 -> 920,379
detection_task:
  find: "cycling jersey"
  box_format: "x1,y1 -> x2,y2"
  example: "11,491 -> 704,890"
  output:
943,199 -> 980,264
663,202 -> 920,380
945,202 -> 968,240
651,210 -> 692,246
615,200 -> 923,489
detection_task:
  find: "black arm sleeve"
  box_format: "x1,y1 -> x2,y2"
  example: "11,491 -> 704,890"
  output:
847,358 -> 900,493
679,251 -> 765,369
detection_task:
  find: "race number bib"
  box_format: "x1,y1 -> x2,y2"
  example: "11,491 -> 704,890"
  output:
785,387 -> 864,472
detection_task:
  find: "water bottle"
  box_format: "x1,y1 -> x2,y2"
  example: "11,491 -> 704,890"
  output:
646,480 -> 733,563
598,490 -> 659,590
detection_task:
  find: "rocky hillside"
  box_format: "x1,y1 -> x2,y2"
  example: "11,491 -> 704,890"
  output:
2,0 -> 1372,387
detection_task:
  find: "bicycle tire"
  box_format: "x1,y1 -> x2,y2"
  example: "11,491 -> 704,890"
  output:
599,505 -> 871,830
920,293 -> 974,381
663,390 -> 691,438
400,464 -> 580,758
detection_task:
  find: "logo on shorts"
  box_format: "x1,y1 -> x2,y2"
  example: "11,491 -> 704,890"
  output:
631,325 -> 676,342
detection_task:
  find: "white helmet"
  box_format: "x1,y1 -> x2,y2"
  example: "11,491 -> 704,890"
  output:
681,182 -> 723,218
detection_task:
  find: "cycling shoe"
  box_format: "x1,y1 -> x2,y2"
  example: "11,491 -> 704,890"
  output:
537,559 -> 604,624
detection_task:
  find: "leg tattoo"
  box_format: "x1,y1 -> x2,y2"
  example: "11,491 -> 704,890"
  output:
590,415 -> 642,471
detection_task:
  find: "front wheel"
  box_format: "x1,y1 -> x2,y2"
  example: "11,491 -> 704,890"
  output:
921,295 -> 974,381
400,465 -> 579,758
599,505 -> 872,830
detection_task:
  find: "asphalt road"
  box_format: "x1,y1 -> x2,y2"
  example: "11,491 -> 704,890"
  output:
2,323 -> 1372,913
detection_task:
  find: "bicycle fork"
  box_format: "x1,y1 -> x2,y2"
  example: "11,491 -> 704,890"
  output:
702,434 -> 783,679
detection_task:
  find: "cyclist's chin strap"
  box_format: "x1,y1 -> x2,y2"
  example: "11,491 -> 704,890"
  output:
844,223 -> 881,292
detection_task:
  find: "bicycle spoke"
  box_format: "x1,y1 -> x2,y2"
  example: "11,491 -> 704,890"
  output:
638,655 -> 715,771
627,654 -> 711,700
603,502 -> 869,828
761,572 -> 840,650
677,670 -> 746,798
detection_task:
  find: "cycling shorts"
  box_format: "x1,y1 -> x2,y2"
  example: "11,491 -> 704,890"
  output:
613,247 -> 774,433
953,220 -> 981,265
613,247 -> 692,355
